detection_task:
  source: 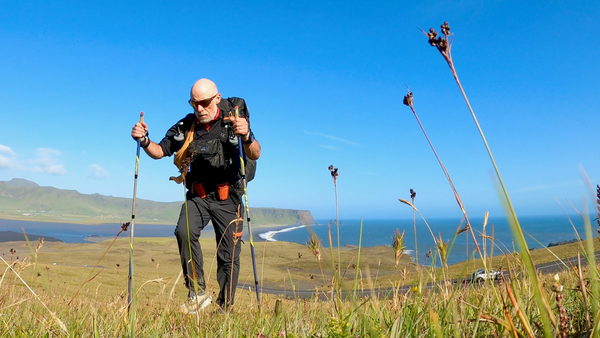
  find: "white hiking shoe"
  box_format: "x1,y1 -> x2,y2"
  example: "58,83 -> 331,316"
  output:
179,294 -> 212,315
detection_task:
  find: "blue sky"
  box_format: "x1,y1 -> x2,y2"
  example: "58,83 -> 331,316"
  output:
0,0 -> 598,220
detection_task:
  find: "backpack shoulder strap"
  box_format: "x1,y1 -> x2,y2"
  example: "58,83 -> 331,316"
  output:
217,97 -> 257,182
170,115 -> 197,184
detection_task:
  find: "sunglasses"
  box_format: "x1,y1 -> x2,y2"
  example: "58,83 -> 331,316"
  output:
188,94 -> 218,109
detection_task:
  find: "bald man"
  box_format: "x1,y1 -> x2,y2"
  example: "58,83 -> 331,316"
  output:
131,78 -> 261,313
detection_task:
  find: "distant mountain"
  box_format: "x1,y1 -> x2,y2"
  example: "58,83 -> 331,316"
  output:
5,178 -> 39,187
0,178 -> 315,226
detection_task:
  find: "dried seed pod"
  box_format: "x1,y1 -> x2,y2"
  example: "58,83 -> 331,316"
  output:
441,21 -> 451,36
437,37 -> 447,51
403,91 -> 414,106
427,28 -> 438,46
328,165 -> 339,179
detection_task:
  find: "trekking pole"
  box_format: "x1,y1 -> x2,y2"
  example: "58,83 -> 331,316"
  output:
127,112 -> 143,333
235,107 -> 261,310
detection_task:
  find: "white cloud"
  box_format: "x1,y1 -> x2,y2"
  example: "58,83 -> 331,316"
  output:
0,145 -> 15,156
29,148 -> 67,175
0,155 -> 12,168
304,131 -> 364,147
88,164 -> 109,179
0,145 -> 67,175
0,144 -> 16,169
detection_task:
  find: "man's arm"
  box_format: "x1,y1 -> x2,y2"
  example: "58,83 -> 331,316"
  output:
131,122 -> 165,159
140,139 -> 165,159
230,116 -> 261,160
242,137 -> 261,160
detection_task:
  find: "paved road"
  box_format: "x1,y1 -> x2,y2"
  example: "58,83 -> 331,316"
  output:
535,251 -> 600,275
249,251 -> 600,299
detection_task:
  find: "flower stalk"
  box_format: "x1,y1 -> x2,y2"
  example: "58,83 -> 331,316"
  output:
421,21 -> 554,336
403,90 -> 484,261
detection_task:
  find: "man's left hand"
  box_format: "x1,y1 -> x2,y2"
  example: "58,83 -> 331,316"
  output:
229,116 -> 250,139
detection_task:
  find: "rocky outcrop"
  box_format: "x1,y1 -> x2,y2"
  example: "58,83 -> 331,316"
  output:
547,239 -> 581,247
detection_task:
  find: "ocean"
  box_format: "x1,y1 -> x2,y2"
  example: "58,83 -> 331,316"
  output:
0,219 -> 175,242
258,215 -> 591,266
0,215 -> 591,266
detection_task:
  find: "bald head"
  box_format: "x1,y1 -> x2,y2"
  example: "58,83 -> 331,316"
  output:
191,78 -> 218,101
190,78 -> 221,123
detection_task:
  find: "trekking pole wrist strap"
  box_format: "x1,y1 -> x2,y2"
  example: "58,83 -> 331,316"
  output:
242,130 -> 255,144
140,136 -> 151,148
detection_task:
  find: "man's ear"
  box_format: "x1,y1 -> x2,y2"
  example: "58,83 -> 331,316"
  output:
215,93 -> 222,104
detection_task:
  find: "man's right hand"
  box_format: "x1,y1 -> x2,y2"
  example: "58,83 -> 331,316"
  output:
131,122 -> 149,140
130,121 -> 163,159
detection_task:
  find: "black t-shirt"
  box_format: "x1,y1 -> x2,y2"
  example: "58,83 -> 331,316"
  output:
158,110 -> 239,187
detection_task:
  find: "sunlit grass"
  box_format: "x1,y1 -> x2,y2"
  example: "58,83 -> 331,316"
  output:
1,223 -> 599,337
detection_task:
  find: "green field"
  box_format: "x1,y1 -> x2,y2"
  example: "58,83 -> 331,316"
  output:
2,233 -> 599,336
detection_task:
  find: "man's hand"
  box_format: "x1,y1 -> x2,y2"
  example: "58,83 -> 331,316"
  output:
228,115 -> 260,159
228,116 -> 250,139
130,121 -> 164,159
131,122 -> 149,140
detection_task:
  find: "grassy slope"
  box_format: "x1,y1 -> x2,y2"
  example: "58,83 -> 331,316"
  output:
2,235 -> 597,296
0,237 -> 405,295
2,236 -> 599,337
0,179 -> 315,225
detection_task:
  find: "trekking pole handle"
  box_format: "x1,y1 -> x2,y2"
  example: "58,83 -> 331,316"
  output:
138,112 -> 145,140
222,106 -> 241,122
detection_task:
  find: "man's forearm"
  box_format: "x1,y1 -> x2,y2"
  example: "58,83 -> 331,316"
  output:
244,140 -> 261,160
141,140 -> 165,159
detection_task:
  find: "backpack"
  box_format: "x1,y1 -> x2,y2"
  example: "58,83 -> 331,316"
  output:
170,97 -> 257,185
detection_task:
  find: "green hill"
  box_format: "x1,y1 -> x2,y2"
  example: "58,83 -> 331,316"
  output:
0,179 -> 316,226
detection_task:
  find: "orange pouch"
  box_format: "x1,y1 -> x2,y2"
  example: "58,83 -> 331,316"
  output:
216,183 -> 229,201
194,182 -> 207,199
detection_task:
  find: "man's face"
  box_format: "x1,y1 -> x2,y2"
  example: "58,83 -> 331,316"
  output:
190,93 -> 220,123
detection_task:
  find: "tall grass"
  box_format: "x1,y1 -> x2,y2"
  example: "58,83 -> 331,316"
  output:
328,165 -> 342,286
416,21 -> 600,337
2,222 -> 599,336
410,189 -> 417,265
403,90 -> 484,264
